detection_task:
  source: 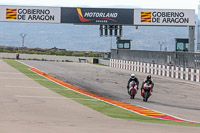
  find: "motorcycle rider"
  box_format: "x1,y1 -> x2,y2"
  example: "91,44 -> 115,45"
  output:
127,74 -> 139,93
141,74 -> 154,94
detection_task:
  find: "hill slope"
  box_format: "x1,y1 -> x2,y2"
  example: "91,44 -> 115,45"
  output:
0,18 -> 196,52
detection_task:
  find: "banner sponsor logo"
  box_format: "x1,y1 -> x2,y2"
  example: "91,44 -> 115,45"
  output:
0,6 -> 60,23
76,8 -> 118,23
61,7 -> 133,25
6,8 -> 55,21
141,12 -> 151,22
77,8 -> 94,22
134,9 -> 195,26
6,8 -> 17,19
150,11 -> 189,24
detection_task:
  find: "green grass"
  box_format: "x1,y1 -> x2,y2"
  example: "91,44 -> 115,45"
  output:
3,59 -> 200,127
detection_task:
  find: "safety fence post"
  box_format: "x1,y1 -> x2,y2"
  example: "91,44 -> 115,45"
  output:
125,61 -> 128,70
122,60 -> 125,69
126,61 -> 128,70
126,61 -> 130,70
144,63 -> 147,73
135,62 -> 137,71
124,61 -> 127,70
180,67 -> 184,80
158,65 -> 161,76
131,61 -> 134,71
196,69 -> 200,82
124,60 -> 126,70
166,66 -> 170,77
151,64 -> 154,74
171,66 -> 174,78
142,62 -> 145,73
191,68 -> 194,81
185,68 -> 189,80
136,62 -> 139,72
110,59 -> 112,67
128,61 -> 130,70
175,67 -> 179,79
154,64 -> 158,75
162,65 -> 165,76
114,59 -> 117,68
119,60 -> 122,69
119,59 -> 122,69
116,59 -> 118,68
140,62 -> 143,73
112,59 -> 114,68
121,60 -> 123,69
134,62 -> 137,71
147,63 -> 150,73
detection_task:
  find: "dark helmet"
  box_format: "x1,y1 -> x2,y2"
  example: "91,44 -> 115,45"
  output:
147,75 -> 151,80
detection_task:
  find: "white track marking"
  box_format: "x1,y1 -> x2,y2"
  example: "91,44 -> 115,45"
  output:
17,60 -> 34,68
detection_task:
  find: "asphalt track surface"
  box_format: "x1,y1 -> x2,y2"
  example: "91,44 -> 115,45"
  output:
20,60 -> 200,122
1,60 -> 200,133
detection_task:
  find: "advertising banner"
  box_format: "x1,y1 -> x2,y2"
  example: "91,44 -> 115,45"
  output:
134,9 -> 195,26
61,7 -> 134,25
0,5 -> 61,23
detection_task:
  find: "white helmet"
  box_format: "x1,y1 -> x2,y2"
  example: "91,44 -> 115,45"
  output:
131,74 -> 135,78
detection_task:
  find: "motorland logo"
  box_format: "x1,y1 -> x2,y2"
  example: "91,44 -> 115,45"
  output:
6,8 -> 55,21
140,11 -> 190,24
77,8 -> 118,23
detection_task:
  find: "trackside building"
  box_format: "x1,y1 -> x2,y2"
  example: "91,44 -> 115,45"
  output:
197,4 -> 200,51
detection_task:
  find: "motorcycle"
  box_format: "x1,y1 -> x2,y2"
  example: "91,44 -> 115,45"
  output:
128,81 -> 138,99
141,83 -> 152,102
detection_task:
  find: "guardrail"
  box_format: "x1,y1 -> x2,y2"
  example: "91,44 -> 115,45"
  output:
110,59 -> 200,82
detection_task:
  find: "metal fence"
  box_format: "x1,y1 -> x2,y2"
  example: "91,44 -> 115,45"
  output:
111,49 -> 200,69
110,59 -> 200,82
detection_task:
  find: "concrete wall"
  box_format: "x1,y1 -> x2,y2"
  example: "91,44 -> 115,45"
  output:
0,53 -> 110,66
98,59 -> 110,66
111,49 -> 200,69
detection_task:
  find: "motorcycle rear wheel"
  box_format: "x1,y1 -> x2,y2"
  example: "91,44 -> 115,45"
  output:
143,91 -> 149,102
130,90 -> 135,99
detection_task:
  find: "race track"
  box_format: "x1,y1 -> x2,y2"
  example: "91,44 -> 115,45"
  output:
20,60 -> 200,122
